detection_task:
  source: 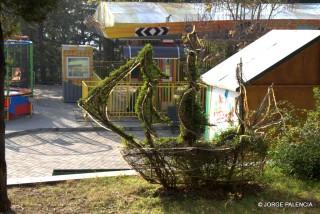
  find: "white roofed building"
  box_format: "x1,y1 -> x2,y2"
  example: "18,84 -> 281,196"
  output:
202,30 -> 320,139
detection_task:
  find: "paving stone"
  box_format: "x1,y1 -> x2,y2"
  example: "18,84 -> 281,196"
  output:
5,85 -> 177,180
6,131 -> 130,179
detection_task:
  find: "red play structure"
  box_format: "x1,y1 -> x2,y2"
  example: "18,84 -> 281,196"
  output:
4,38 -> 34,120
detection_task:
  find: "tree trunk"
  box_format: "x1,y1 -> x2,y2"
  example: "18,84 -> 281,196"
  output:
38,23 -> 46,83
0,20 -> 12,212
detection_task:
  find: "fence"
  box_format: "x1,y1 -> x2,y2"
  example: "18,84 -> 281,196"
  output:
82,81 -> 206,118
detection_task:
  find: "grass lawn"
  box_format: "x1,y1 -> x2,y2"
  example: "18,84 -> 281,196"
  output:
8,167 -> 320,214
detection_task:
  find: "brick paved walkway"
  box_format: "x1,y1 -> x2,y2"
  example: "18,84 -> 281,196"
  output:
6,131 -> 131,179
5,85 -> 177,180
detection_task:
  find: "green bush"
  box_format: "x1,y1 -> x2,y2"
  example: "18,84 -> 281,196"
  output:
271,88 -> 320,180
273,138 -> 320,179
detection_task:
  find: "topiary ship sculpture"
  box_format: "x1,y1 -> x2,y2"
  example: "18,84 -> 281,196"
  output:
79,28 -> 281,190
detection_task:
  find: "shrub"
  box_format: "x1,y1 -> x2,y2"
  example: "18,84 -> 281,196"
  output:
272,140 -> 320,180
271,88 -> 320,180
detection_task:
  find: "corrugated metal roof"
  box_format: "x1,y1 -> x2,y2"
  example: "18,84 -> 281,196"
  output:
94,2 -> 320,27
201,30 -> 320,91
122,46 -> 184,59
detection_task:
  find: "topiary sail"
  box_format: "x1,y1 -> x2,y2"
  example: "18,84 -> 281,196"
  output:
79,44 -> 176,188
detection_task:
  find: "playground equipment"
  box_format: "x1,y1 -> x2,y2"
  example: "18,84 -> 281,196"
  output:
4,39 -> 34,120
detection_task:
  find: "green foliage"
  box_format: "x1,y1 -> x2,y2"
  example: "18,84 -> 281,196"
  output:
19,0 -> 99,83
79,57 -> 137,118
1,0 -> 58,39
271,88 -> 320,180
200,40 -> 236,73
178,89 -> 207,144
0,13 -> 19,38
215,127 -> 268,157
178,51 -> 207,145
134,44 -> 170,139
314,87 -> 320,111
2,0 -> 58,22
272,139 -> 320,180
214,127 -> 238,145
80,44 -> 171,150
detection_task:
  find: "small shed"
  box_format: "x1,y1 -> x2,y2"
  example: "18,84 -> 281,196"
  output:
202,30 -> 320,139
62,45 -> 94,103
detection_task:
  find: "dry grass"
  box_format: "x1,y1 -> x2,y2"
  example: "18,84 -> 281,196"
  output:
7,167 -> 320,214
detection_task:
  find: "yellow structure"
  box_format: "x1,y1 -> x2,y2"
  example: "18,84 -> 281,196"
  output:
62,45 -> 94,102
82,81 -> 206,118
88,2 -> 320,39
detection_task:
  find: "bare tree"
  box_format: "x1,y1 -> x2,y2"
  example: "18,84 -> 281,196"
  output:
205,0 -> 292,43
185,0 -> 292,72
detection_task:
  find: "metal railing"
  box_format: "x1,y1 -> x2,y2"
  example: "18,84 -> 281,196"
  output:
82,80 -> 206,118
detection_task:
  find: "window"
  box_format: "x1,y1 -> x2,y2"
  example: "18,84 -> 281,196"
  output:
67,57 -> 90,78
